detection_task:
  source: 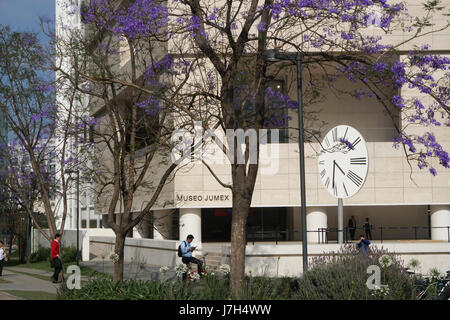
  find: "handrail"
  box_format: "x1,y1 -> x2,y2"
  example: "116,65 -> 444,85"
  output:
244,226 -> 450,244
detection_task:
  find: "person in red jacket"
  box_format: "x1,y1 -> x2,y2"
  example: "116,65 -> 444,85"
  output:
51,233 -> 62,283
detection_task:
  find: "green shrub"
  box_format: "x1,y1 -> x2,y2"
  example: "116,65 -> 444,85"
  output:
30,247 -> 50,263
59,278 -> 195,300
61,247 -> 78,263
30,246 -> 78,263
57,245 -> 415,300
294,244 -> 414,300
57,274 -> 298,300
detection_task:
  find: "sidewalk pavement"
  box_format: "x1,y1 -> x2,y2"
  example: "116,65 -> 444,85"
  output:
81,261 -> 178,282
0,267 -> 62,300
0,291 -> 25,300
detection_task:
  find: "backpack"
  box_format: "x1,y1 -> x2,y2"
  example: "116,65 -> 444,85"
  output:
177,241 -> 186,257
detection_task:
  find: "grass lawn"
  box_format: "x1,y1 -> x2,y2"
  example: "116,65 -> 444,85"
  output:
0,278 -> 12,284
1,290 -> 57,300
8,259 -> 109,280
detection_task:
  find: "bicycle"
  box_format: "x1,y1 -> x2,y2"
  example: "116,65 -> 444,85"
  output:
413,271 -> 450,300
182,252 -> 209,281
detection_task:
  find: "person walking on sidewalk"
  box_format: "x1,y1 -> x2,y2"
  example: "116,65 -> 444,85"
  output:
0,241 -> 5,277
51,234 -> 62,283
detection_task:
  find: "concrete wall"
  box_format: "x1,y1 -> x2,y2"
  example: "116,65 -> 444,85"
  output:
86,235 -> 450,277
89,236 -> 180,267
32,228 -> 115,261
209,242 -> 450,277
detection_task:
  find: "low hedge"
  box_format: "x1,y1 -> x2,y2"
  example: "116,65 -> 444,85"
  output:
58,245 -> 415,300
31,246 -> 79,264
57,274 -> 299,300
294,244 -> 414,300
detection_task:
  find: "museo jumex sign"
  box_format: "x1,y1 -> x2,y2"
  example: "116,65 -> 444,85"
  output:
176,193 -> 230,202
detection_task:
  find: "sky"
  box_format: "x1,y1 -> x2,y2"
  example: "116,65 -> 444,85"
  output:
0,0 -> 54,36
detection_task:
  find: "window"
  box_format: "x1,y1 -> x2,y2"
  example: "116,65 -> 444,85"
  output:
89,220 -> 97,228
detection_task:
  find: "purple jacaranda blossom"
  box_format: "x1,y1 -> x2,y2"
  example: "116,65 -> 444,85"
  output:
81,0 -> 168,39
257,21 -> 267,32
339,138 -> 355,150
391,95 -> 405,109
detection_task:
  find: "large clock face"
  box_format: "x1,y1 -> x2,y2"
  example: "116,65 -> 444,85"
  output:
318,125 -> 369,199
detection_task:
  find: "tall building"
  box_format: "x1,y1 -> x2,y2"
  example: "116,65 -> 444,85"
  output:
54,0 -> 100,231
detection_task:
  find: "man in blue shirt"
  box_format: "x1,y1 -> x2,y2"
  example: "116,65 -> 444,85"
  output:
357,234 -> 371,255
180,234 -> 204,278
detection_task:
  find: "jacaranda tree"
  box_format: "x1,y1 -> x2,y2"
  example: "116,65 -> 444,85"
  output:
0,26 -> 89,242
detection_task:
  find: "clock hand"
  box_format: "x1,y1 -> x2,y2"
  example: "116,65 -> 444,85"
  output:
335,161 -> 346,175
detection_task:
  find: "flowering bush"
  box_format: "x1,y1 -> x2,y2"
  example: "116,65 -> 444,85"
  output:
294,245 -> 413,300
379,254 -> 393,268
159,266 -> 169,274
219,264 -> 230,276
175,263 -> 188,278
370,285 -> 390,298
187,270 -> 201,282
109,252 -> 119,263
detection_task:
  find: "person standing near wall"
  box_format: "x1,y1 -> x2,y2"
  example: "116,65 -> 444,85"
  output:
0,241 -> 5,276
50,233 -> 62,283
364,217 -> 373,240
348,216 -> 357,240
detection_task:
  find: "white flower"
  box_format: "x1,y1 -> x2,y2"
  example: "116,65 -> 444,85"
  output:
189,272 -> 201,282
160,266 -> 169,274
175,263 -> 188,278
370,285 -> 390,297
109,252 -> 119,263
378,254 -> 392,268
408,258 -> 421,270
219,264 -> 230,275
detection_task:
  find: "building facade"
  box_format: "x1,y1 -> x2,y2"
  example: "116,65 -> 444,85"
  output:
62,0 -> 449,249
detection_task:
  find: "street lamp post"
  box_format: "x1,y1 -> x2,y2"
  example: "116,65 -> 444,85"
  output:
67,169 -> 80,266
263,49 -> 308,272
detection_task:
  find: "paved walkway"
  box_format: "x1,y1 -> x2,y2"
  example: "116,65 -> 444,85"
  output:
0,291 -> 25,300
0,267 -> 60,300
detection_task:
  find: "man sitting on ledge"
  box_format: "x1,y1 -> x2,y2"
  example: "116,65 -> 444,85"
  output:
180,234 -> 204,279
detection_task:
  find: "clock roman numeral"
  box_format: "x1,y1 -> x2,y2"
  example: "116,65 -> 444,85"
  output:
350,157 -> 367,165
352,137 -> 361,149
342,182 -> 348,197
347,170 -> 363,187
325,177 -> 330,188
332,127 -> 338,142
319,160 -> 325,165
343,127 -> 349,141
324,136 -> 330,147
320,169 -> 326,178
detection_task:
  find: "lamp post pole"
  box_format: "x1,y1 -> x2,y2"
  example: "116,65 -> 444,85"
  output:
295,53 -> 308,272
67,169 -> 80,266
263,49 -> 308,272
76,170 -> 79,266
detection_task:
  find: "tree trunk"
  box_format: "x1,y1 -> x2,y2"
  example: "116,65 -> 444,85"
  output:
113,233 -> 126,282
230,190 -> 251,298
8,232 -> 14,255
